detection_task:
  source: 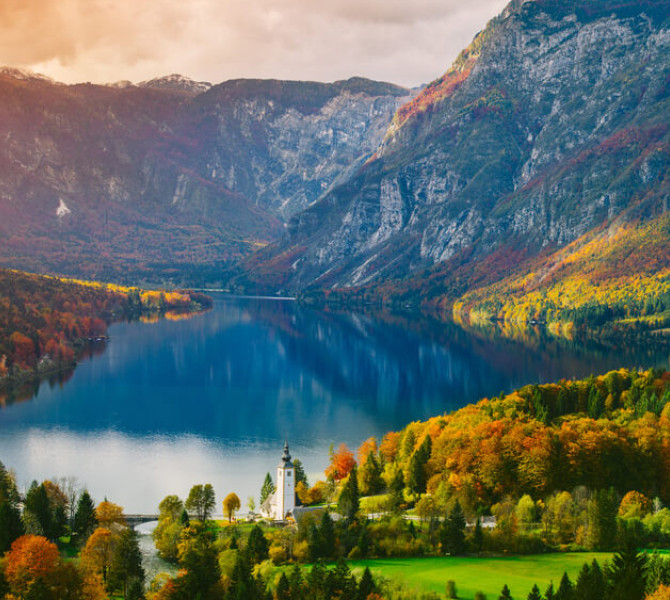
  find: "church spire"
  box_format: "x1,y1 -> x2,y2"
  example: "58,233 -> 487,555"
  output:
282,441 -> 291,464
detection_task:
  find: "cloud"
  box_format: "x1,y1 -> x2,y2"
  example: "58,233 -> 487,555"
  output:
0,0 -> 508,87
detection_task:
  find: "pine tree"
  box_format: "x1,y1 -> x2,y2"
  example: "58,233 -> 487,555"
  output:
607,543 -> 647,600
260,473 -> 275,507
358,567 -> 375,600
545,582 -> 555,600
498,583 -> 513,599
555,572 -> 574,600
293,460 -> 308,488
338,465 -> 360,522
527,584 -> 542,600
73,490 -> 97,546
319,511 -> 336,559
442,501 -> 466,555
109,528 -> 145,599
246,525 -> 269,564
473,516 -> 484,553
407,435 -> 432,495
289,563 -> 303,600
276,573 -> 291,600
0,501 -> 23,552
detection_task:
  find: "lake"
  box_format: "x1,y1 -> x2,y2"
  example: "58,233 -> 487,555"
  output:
0,294 -> 668,513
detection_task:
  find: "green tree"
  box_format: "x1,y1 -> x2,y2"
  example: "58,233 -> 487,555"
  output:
72,490 -> 97,546
607,543 -> 647,600
358,567 -> 376,600
588,488 -> 619,550
527,584 -> 542,600
407,435 -> 431,495
153,495 -> 185,562
185,483 -> 215,522
575,559 -> 604,600
23,483 -> 53,539
293,460 -> 308,488
499,583 -> 513,599
109,528 -> 145,599
277,572 -> 291,600
337,465 -> 360,522
175,526 -> 221,599
245,525 -> 269,564
358,451 -> 383,496
319,511 -> 336,559
260,473 -> 275,506
0,502 -> 23,553
442,501 -> 466,555
446,580 -> 458,599
555,572 -> 574,600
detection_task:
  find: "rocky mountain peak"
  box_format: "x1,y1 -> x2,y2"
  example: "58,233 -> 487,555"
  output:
139,73 -> 212,95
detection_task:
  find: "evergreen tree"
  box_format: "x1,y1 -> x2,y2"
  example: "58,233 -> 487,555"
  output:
607,543 -> 647,600
293,460 -> 308,488
276,573 -> 291,600
289,563 -> 304,600
109,528 -> 145,599
588,488 -> 619,550
388,469 -> 405,513
357,522 -> 371,557
442,501 -> 467,555
0,501 -> 23,552
359,451 -> 383,495
126,578 -> 145,600
358,567 -> 376,600
260,473 -> 275,506
24,483 -> 53,538
575,560 -> 605,600
473,516 -> 484,553
176,528 -> 221,599
407,435 -> 431,495
73,490 -> 97,545
338,465 -> 360,522
527,584 -> 542,600
498,583 -> 513,599
556,572 -> 574,600
545,583 -> 555,600
319,511 -> 336,558
245,524 -> 269,564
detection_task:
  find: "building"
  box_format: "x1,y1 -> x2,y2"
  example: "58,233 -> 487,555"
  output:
260,442 -> 298,521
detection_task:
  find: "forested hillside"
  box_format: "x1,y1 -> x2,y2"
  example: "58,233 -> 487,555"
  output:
0,268 -> 211,382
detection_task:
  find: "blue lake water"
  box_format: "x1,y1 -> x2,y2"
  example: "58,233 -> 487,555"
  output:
0,294 -> 668,512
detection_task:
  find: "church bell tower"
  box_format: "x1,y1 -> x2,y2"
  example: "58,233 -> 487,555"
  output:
275,441 -> 295,520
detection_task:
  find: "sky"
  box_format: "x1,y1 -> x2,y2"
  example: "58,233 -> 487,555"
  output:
0,0 -> 508,88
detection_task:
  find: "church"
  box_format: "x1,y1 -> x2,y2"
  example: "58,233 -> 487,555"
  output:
260,442 -> 300,521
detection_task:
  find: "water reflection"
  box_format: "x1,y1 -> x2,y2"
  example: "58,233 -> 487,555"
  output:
0,294 -> 668,512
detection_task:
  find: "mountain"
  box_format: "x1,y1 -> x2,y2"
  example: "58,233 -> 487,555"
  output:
0,71 -> 409,284
241,0 -> 670,318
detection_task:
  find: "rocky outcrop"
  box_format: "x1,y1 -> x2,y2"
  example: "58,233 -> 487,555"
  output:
248,0 -> 670,297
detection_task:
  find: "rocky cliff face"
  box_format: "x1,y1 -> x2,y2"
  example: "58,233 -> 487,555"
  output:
248,0 -> 670,298
0,73 -> 409,283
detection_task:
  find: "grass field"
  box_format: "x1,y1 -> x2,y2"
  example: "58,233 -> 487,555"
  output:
348,553 -> 613,599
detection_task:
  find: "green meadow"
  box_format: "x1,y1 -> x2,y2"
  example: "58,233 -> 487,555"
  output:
349,553 -> 613,599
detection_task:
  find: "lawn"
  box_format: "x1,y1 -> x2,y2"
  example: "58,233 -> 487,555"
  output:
348,553 -> 613,599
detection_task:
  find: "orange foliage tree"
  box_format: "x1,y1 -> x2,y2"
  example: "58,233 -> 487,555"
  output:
325,443 -> 356,482
4,535 -> 61,594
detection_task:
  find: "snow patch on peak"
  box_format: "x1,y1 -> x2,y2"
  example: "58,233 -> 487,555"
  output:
56,198 -> 71,218
139,74 -> 211,95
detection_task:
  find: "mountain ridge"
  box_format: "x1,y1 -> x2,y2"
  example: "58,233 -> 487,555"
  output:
0,71 -> 410,283
236,0 -> 670,320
